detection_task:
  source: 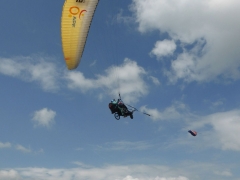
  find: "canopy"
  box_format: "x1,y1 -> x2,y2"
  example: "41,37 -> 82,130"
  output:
61,0 -> 99,70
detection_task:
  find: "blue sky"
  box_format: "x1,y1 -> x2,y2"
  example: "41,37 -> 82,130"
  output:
1,0 -> 240,179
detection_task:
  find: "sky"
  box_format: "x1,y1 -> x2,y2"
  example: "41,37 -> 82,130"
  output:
1,0 -> 240,179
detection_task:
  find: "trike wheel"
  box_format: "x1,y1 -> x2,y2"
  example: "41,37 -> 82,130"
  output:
114,113 -> 120,120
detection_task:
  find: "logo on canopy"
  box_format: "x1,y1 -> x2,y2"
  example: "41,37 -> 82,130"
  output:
69,6 -> 87,19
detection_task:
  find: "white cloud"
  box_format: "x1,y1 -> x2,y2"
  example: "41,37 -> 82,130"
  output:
154,177 -> 189,180
214,170 -> 232,177
140,106 -> 162,121
0,170 -> 20,180
65,58 -> 148,103
151,107 -> 240,153
32,108 -> 56,128
150,40 -> 177,59
0,142 -> 11,149
122,175 -> 140,180
1,162 -> 237,180
164,53 -> 198,83
140,102 -> 187,121
0,56 -> 59,91
65,71 -> 97,92
188,109 -> 240,151
0,142 -> 42,154
121,176 -> 188,180
0,165 -> 190,180
98,141 -> 152,151
15,144 -> 32,153
0,56 -> 151,103
130,0 -> 240,83
149,76 -> 161,86
206,110 -> 240,151
212,101 -> 223,107
72,161 -> 94,168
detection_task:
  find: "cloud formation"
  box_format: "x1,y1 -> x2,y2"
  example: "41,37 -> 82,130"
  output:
140,102 -> 187,121
15,144 -> 32,153
0,142 -> 11,149
188,109 -> 240,151
130,0 -> 240,83
150,40 -> 177,59
0,55 -> 154,103
0,142 -> 42,154
97,141 -> 152,151
32,108 -> 56,128
149,76 -> 160,86
140,105 -> 240,153
0,165 -> 190,180
0,162 -> 234,180
141,102 -> 240,152
0,170 -> 19,180
0,56 -> 59,91
66,58 -> 149,103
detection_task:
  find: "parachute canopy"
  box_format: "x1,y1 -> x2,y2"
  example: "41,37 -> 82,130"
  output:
188,130 -> 197,136
61,0 -> 99,70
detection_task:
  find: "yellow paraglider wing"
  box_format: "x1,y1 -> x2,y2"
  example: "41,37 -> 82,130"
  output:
61,0 -> 99,70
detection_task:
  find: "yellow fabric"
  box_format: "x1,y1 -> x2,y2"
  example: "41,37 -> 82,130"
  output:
61,0 -> 99,70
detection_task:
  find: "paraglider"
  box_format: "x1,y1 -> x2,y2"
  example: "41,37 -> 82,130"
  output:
188,130 -> 197,136
109,99 -> 134,120
108,94 -> 151,120
61,0 -> 99,70
61,1 -> 151,121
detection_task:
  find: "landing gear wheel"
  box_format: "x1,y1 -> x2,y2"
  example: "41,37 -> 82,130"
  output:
130,113 -> 133,119
114,113 -> 120,120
